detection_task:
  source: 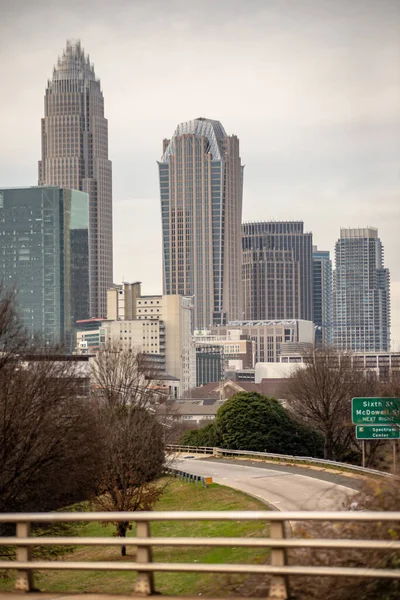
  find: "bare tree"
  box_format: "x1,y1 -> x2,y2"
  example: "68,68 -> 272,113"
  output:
285,347 -> 376,461
91,342 -> 164,408
0,283 -> 104,513
91,342 -> 182,442
92,404 -> 165,555
91,345 -> 168,555
0,283 -> 27,372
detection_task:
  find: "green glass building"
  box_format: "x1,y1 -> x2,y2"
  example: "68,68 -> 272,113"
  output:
0,186 -> 89,347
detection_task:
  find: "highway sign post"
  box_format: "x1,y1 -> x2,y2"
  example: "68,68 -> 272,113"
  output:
352,398 -> 399,471
351,397 -> 400,425
356,425 -> 400,440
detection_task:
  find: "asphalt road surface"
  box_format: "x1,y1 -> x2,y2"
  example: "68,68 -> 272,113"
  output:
173,457 -> 359,510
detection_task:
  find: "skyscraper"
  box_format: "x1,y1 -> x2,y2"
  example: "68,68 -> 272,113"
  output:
312,247 -> 332,347
158,118 -> 243,329
0,186 -> 89,347
242,247 -> 300,320
242,222 -> 313,321
38,40 -> 112,319
333,228 -> 390,352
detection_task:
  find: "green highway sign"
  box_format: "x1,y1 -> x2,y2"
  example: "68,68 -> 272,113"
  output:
352,397 -> 400,425
356,425 -> 400,440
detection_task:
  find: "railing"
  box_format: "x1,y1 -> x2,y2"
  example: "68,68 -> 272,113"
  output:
164,466 -> 212,486
1,511 -> 400,599
167,444 -> 393,478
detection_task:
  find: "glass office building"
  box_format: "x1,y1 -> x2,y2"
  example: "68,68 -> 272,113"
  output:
312,247 -> 332,347
0,186 -> 89,347
159,118 -> 243,329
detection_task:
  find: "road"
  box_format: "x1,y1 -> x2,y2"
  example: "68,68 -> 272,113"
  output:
173,457 -> 359,510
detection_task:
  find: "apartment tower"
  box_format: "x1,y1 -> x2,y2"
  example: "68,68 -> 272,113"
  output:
38,40 -> 112,318
158,118 -> 243,329
333,228 -> 390,352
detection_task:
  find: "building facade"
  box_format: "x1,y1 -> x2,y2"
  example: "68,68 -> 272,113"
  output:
242,247 -> 300,320
196,345 -> 224,388
0,186 -> 89,347
107,281 -> 141,320
137,293 -> 196,393
158,117 -> 243,329
242,222 -> 313,322
76,283 -> 196,394
38,40 -> 112,318
312,247 -> 332,346
333,228 -> 390,352
211,320 -> 314,363
278,351 -> 399,382
194,329 -> 255,371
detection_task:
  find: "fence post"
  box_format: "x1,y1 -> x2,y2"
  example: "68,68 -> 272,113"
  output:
269,520 -> 288,600
134,520 -> 154,595
14,521 -> 33,592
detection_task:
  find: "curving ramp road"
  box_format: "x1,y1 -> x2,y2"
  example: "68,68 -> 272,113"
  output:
173,457 -> 359,511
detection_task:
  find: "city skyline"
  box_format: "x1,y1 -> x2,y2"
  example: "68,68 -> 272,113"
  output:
0,0 -> 399,345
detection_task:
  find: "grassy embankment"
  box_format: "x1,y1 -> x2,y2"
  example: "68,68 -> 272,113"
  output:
0,478 -> 270,596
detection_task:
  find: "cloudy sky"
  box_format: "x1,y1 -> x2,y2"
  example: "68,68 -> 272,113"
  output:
1,0 -> 399,346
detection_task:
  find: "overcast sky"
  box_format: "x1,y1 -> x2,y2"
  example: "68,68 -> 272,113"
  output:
1,0 -> 399,346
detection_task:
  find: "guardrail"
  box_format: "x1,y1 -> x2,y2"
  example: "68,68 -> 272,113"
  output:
164,466 -> 212,486
167,444 -> 393,478
1,511 -> 400,599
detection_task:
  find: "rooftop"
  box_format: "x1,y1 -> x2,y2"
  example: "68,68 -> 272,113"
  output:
161,117 -> 227,162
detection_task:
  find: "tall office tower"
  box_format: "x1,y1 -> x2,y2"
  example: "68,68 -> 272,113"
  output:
312,247 -> 332,347
242,248 -> 300,320
0,187 -> 89,347
38,40 -> 112,318
158,117 -> 243,329
242,222 -> 313,321
333,228 -> 390,352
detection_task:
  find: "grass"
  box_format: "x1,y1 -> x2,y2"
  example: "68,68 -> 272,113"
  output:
0,479 -> 271,596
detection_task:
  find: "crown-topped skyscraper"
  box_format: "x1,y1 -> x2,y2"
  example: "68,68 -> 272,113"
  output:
158,118 -> 244,330
39,40 -> 112,319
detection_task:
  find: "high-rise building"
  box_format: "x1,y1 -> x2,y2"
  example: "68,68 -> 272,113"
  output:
158,117 -> 243,329
312,247 -> 332,346
242,222 -> 313,321
136,292 -> 196,392
242,248 -> 300,320
38,40 -> 112,318
0,186 -> 89,347
333,228 -> 390,352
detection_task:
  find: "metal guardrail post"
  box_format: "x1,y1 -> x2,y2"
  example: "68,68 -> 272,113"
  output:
14,522 -> 33,592
269,520 -> 288,600
134,520 -> 154,595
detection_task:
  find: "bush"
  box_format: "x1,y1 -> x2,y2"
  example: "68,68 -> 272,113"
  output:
180,423 -> 219,447
180,392 -> 324,457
